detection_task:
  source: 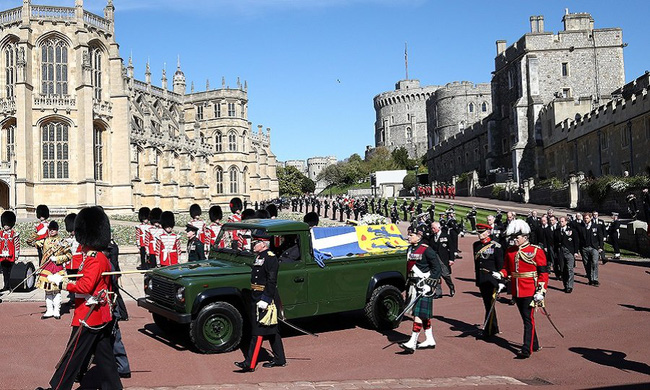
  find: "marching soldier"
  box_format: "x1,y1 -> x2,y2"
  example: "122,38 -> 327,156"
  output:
446,211 -> 461,259
0,211 -> 19,291
207,205 -> 223,250
399,225 -> 441,353
228,197 -> 246,250
429,221 -> 455,298
186,224 -> 206,261
33,204 -> 51,263
607,213 -> 621,259
555,216 -> 578,293
316,199 -> 321,216
473,224 -> 504,338
345,202 -> 352,221
155,211 -> 181,267
493,220 -> 548,359
401,200 -> 408,222
145,208 -> 164,268
36,221 -> 72,320
38,206 -> 123,390
235,231 -> 286,372
467,206 -> 477,233
189,204 -> 208,250
135,207 -> 151,270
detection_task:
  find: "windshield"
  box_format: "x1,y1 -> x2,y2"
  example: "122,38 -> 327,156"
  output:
212,226 -> 256,263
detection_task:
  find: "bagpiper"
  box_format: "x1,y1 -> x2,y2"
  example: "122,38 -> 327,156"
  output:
135,207 -> 151,270
156,211 -> 181,266
0,211 -> 19,291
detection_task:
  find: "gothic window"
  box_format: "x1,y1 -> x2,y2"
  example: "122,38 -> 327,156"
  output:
229,166 -> 238,194
468,103 -> 474,113
196,105 -> 203,120
42,122 -> 69,179
215,102 -> 221,118
41,37 -> 68,96
240,102 -> 245,118
4,41 -> 17,98
215,131 -> 222,152
133,145 -> 141,179
90,47 -> 102,100
507,70 -> 513,89
3,123 -> 15,162
228,130 -> 237,151
93,126 -> 104,180
406,127 -> 412,143
228,102 -> 235,117
215,166 -> 224,194
481,102 -> 488,112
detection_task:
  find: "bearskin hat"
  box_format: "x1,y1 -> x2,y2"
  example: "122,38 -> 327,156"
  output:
64,213 -> 77,233
149,207 -> 163,225
254,209 -> 271,219
74,206 -> 111,251
138,207 -> 151,223
303,212 -> 319,227
48,221 -> 59,231
209,205 -> 223,222
160,211 -> 175,229
265,203 -> 278,218
505,219 -> 531,237
1,211 -> 16,229
36,204 -> 50,219
241,208 -> 256,220
229,197 -> 243,213
189,204 -> 202,219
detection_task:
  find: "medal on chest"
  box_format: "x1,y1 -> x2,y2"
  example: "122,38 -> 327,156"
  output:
254,257 -> 265,266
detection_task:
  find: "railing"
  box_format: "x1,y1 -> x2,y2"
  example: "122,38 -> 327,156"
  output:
0,160 -> 12,173
34,94 -> 76,110
0,97 -> 16,114
83,10 -> 110,31
93,99 -> 113,117
0,7 -> 21,26
30,5 -> 75,21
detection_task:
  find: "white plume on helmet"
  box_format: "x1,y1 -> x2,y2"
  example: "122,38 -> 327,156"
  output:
505,219 -> 531,236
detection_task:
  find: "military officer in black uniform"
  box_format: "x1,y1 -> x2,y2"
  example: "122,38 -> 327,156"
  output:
323,199 -> 330,219
467,206 -> 477,233
429,221 -> 455,297
235,232 -> 286,372
473,224 -> 504,338
186,224 -> 206,262
401,200 -> 408,221
383,199 -> 389,217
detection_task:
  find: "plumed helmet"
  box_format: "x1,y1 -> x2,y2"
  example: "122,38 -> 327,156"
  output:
160,211 -> 175,229
265,203 -> 278,218
303,212 -> 319,227
505,219 -> 531,237
1,211 -> 16,228
48,221 -> 59,231
74,206 -> 111,250
149,207 -> 163,225
229,197 -> 243,213
475,223 -> 492,234
208,205 -> 223,222
241,208 -> 256,220
64,213 -> 77,233
138,207 -> 151,223
189,204 -> 202,218
254,209 -> 271,219
36,204 -> 50,219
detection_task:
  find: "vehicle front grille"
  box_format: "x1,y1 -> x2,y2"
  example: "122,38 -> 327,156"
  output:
149,276 -> 177,308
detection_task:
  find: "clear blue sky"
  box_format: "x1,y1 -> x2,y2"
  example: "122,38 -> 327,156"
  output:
11,0 -> 650,162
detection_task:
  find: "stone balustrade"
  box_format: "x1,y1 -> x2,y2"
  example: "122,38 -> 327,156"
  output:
34,94 -> 76,113
83,10 -> 110,31
30,5 -> 75,20
93,99 -> 113,118
0,97 -> 16,114
0,7 -> 21,26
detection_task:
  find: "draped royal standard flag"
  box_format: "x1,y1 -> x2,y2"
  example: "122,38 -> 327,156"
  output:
311,224 -> 408,258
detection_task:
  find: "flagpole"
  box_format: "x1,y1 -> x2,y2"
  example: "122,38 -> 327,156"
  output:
405,42 -> 408,80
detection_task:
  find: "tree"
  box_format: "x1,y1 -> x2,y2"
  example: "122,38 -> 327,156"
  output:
277,166 -> 310,196
402,172 -> 416,190
392,147 -> 417,170
365,146 -> 396,172
301,176 -> 315,193
317,164 -> 343,186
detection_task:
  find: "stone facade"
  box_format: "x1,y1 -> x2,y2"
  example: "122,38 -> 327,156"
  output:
373,80 -> 439,158
283,160 -> 307,175
0,0 -> 278,216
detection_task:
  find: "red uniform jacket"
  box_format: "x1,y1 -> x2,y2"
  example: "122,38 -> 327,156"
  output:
156,232 -> 181,266
500,243 -> 549,298
0,229 -> 19,263
189,219 -> 208,246
35,220 -> 49,241
208,222 -> 223,247
146,226 -> 164,260
65,251 -> 113,327
136,223 -> 151,250
65,235 -> 83,270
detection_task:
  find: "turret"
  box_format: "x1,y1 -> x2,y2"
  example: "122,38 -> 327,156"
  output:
161,64 -> 167,91
145,59 -> 151,85
173,56 -> 186,95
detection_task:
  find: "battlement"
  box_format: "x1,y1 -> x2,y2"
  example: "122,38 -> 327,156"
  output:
373,84 -> 439,109
0,2 -> 112,34
434,81 -> 491,100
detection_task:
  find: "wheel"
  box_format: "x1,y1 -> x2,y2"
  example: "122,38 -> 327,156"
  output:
364,284 -> 405,330
190,302 -> 243,354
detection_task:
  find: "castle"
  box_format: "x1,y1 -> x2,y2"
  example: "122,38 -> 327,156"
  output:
0,0 -> 278,216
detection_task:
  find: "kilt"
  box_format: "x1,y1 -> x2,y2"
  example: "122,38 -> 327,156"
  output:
413,295 -> 434,319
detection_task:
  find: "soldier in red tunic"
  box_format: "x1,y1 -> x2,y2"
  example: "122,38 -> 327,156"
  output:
145,208 -> 163,268
135,207 -> 151,270
63,213 -> 83,305
156,211 -> 181,266
207,205 -> 224,249
39,206 -> 123,390
188,204 -> 208,250
31,204 -> 50,263
0,211 -> 19,291
493,219 -> 549,359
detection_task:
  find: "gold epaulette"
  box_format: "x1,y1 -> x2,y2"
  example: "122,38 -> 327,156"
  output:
268,252 -> 275,256
492,242 -> 502,248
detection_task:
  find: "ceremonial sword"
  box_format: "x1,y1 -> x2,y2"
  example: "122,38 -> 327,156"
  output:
540,306 -> 565,338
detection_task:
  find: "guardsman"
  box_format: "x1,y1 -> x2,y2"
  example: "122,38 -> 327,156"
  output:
401,200 -> 408,221
607,213 -> 621,259
0,211 -> 19,291
383,199 -> 389,217
39,206 -> 122,390
345,202 -> 352,220
323,199 -> 330,219
316,199 -> 321,216
370,198 -> 376,214
473,224 -> 504,339
63,213 -> 82,304
156,211 -> 181,266
554,216 -> 578,293
32,204 -> 50,262
493,220 -> 548,359
135,207 -> 151,270
429,221 -> 455,298
235,231 -> 286,372
186,224 -> 206,261
189,204 -> 208,250
399,225 -> 441,353
228,197 -> 246,250
145,208 -> 164,268
467,206 -> 478,233
36,221 -> 72,320
207,205 -> 223,249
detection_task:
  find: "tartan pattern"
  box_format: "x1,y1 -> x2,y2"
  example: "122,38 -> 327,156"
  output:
413,295 -> 434,319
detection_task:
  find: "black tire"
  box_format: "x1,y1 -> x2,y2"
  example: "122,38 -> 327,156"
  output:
190,302 -> 243,354
364,284 -> 405,330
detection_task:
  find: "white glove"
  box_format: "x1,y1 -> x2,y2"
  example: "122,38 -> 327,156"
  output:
533,293 -> 544,302
256,300 -> 269,310
419,284 -> 432,295
497,283 -> 506,293
492,271 -> 502,280
86,296 -> 98,306
47,273 -> 63,285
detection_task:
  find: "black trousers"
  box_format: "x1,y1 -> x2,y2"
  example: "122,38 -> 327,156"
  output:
148,254 -> 157,268
49,323 -> 122,390
609,235 -> 620,254
1,261 -> 13,290
244,333 -> 286,368
139,247 -> 148,269
479,282 -> 499,336
515,296 -> 539,354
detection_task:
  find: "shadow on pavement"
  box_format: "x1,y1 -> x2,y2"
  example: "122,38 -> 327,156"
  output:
462,291 -> 482,298
454,277 -> 476,283
138,323 -> 190,352
569,347 -> 650,375
618,304 -> 650,312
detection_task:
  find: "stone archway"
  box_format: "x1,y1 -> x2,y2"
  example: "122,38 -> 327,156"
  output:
0,180 -> 8,210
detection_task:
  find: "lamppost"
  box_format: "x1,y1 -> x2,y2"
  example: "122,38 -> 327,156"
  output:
414,164 -> 419,200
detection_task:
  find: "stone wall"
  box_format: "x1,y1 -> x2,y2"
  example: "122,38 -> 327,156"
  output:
528,186 -> 570,208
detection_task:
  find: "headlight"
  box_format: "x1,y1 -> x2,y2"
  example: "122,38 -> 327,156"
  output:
175,286 -> 185,303
146,278 -> 153,293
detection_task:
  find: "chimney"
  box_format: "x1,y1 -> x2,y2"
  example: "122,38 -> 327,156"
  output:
496,40 -> 507,56
538,15 -> 545,32
529,16 -> 538,33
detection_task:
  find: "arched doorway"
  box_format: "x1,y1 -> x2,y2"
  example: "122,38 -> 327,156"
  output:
0,180 -> 9,210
